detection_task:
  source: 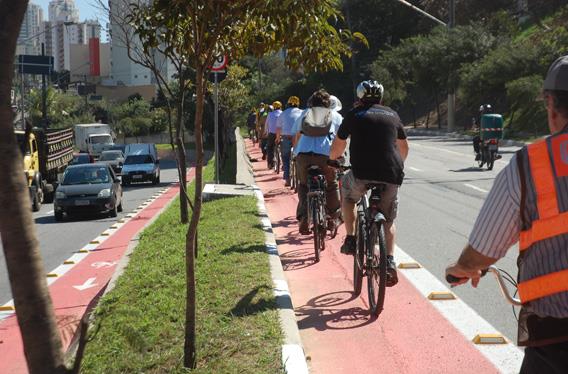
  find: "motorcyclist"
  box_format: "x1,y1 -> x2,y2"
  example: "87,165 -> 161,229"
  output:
473,104 -> 492,160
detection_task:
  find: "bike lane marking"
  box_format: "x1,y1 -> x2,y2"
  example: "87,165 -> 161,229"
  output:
464,183 -> 489,193
246,139 -> 520,374
0,168 -> 195,374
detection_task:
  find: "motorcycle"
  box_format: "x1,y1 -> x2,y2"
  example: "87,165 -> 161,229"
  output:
477,138 -> 499,170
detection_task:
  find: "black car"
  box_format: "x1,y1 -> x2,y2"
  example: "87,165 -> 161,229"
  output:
99,150 -> 125,175
70,153 -> 93,165
54,164 -> 123,221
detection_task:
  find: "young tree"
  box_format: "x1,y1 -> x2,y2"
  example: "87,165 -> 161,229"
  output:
131,0 -> 358,368
0,0 -> 68,372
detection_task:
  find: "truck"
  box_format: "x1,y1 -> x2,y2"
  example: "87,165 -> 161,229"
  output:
74,123 -> 115,159
15,126 -> 75,211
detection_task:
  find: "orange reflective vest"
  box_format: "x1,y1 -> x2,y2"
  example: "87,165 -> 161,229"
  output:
518,135 -> 568,303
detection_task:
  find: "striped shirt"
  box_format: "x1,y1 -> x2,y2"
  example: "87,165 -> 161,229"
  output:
469,155 -> 521,259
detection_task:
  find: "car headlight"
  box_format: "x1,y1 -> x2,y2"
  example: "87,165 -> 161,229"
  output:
55,191 -> 66,199
98,188 -> 111,198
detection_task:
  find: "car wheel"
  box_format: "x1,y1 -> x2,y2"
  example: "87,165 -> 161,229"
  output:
109,203 -> 118,218
54,211 -> 64,221
156,174 -> 160,184
117,198 -> 123,212
31,185 -> 41,212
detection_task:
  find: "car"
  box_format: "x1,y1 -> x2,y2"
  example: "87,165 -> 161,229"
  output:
121,143 -> 160,186
99,150 -> 125,175
109,144 -> 126,154
54,164 -> 123,221
70,153 -> 93,165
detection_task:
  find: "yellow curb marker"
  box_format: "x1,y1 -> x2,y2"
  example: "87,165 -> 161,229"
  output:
78,249 -> 89,253
101,232 -> 110,236
398,262 -> 421,269
46,273 -> 58,278
63,260 -> 75,265
89,240 -> 100,244
118,218 -> 126,223
0,305 -> 15,311
472,334 -> 507,344
427,291 -> 456,300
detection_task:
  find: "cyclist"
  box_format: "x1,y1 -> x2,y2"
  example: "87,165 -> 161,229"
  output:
473,104 -> 492,161
247,107 -> 257,141
276,96 -> 303,186
266,101 -> 283,170
256,103 -> 269,159
330,80 -> 409,287
293,89 -> 342,235
446,55 -> 568,373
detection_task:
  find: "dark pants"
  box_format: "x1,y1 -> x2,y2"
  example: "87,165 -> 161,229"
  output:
260,137 -> 268,157
266,133 -> 277,168
280,136 -> 293,180
520,341 -> 568,374
473,135 -> 481,154
295,152 -> 340,223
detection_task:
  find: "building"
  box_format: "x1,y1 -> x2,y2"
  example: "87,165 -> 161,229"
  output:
48,0 -> 79,23
16,2 -> 44,56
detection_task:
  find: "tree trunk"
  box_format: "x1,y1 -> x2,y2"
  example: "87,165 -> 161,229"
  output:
184,65 -> 205,369
175,78 -> 189,224
0,1 -> 67,372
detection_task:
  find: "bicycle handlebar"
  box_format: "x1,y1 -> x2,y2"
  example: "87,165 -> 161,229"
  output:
446,266 -> 521,306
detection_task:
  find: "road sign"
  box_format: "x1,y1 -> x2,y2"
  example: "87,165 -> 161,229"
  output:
16,55 -> 53,75
211,54 -> 228,71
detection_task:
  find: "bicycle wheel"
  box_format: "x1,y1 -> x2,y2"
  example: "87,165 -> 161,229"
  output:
319,198 -> 326,251
367,221 -> 387,317
353,212 -> 365,296
290,161 -> 296,190
312,197 -> 321,262
487,151 -> 495,170
275,147 -> 281,174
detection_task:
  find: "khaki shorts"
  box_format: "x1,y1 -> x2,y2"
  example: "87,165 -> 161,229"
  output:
340,170 -> 399,222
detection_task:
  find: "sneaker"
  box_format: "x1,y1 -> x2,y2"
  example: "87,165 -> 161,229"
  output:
284,179 -> 291,187
299,220 -> 310,235
340,235 -> 356,255
386,256 -> 398,287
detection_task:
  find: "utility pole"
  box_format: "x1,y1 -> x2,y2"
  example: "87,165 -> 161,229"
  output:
214,72 -> 220,184
41,43 -> 48,128
447,0 -> 456,131
20,63 -> 25,130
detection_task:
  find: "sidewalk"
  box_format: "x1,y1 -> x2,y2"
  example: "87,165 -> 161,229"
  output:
244,139 -> 519,373
0,170 -> 195,373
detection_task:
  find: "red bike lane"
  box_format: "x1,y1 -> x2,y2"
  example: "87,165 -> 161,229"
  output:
0,168 -> 194,373
247,140 -> 499,374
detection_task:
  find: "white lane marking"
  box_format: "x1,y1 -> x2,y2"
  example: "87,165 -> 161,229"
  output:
395,245 -> 523,373
464,183 -> 489,193
408,166 -> 422,172
45,210 -> 54,215
91,261 -> 118,269
73,277 -> 98,291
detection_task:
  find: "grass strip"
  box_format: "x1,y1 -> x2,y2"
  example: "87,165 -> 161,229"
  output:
81,163 -> 282,373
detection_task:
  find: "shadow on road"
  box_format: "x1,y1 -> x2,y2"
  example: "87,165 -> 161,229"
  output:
296,291 -> 375,331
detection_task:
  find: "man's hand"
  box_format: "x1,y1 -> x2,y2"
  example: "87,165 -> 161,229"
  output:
445,263 -> 483,287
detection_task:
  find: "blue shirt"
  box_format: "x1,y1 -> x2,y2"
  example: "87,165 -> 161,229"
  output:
266,109 -> 282,134
292,109 -> 343,156
276,107 -> 303,136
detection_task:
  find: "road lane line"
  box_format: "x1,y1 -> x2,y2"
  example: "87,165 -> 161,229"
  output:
45,210 -> 54,215
395,245 -> 523,373
464,183 -> 489,193
408,166 -> 422,172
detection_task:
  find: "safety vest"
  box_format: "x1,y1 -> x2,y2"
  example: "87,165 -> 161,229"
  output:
518,133 -> 568,304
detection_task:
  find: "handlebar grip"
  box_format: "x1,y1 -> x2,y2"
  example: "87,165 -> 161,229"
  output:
445,274 -> 465,283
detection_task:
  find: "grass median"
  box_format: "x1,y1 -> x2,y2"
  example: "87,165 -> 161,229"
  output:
81,164 -> 283,373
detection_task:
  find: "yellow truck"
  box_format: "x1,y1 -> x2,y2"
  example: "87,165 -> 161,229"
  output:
15,127 -> 74,211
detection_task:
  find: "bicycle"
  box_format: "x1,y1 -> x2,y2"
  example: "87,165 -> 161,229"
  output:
290,156 -> 298,192
306,164 -> 341,262
329,160 -> 388,318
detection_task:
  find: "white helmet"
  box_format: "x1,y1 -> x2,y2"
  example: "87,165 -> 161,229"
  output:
356,80 -> 384,103
329,95 -> 342,112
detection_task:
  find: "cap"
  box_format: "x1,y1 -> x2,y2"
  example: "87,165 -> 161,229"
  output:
544,55 -> 568,91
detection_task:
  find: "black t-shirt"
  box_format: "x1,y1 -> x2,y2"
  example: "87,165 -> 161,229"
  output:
337,104 -> 407,185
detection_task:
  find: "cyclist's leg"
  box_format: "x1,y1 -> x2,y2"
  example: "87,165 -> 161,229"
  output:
281,137 -> 292,183
376,183 -> 400,286
339,171 -> 367,254
521,342 -> 568,374
267,133 -> 276,168
295,153 -> 311,234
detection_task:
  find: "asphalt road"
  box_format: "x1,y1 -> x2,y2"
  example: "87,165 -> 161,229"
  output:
0,159 -> 181,305
396,134 -> 522,341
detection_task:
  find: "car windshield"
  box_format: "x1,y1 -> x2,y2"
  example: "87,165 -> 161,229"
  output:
63,167 -> 110,185
90,135 -> 112,144
71,154 -> 90,164
124,155 -> 154,165
100,151 -> 123,161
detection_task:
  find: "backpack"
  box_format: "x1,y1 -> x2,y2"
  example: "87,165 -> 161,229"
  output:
301,107 -> 332,137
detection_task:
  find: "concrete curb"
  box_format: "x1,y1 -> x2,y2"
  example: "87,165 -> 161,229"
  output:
253,186 -> 309,374
406,127 -> 527,147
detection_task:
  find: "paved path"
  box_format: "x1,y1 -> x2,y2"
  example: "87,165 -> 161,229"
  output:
245,140 -> 519,373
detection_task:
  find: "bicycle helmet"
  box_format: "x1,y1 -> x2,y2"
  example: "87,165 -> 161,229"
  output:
272,101 -> 282,110
329,95 -> 342,112
356,80 -> 384,103
287,96 -> 300,107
